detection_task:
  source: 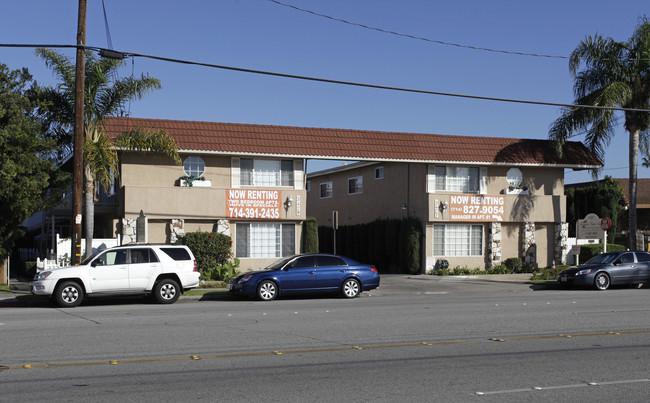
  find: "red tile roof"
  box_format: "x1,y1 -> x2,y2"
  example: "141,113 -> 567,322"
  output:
103,116 -> 602,168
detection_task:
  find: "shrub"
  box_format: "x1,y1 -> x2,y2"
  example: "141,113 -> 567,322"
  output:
578,243 -> 625,262
198,258 -> 240,282
302,217 -> 319,253
183,232 -> 233,281
486,264 -> 510,274
504,257 -> 524,273
531,264 -> 570,280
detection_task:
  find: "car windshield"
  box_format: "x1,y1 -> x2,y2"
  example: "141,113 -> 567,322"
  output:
81,249 -> 104,265
264,256 -> 295,270
584,253 -> 619,265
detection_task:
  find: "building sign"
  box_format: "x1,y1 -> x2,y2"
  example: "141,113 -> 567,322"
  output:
226,189 -> 281,219
576,213 -> 603,239
449,194 -> 505,222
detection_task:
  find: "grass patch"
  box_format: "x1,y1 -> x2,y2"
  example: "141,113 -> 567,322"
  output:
0,285 -> 11,293
183,289 -> 228,297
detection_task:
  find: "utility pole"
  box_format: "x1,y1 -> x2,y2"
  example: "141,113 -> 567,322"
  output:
71,0 -> 86,265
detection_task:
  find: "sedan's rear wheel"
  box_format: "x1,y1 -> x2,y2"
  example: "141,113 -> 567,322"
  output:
342,278 -> 361,298
257,280 -> 278,301
594,272 -> 611,290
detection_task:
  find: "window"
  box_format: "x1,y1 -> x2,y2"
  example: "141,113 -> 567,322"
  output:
184,156 -> 205,177
129,248 -> 159,264
434,224 -> 483,256
348,176 -> 363,195
375,166 -> 384,180
320,182 -> 332,198
240,158 -> 294,187
236,223 -> 295,258
306,181 -> 311,192
434,166 -> 479,192
290,256 -> 316,269
317,256 -> 347,267
160,247 -> 192,261
95,250 -> 128,266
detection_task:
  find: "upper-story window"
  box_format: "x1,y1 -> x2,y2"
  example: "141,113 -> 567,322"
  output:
375,166 -> 384,180
183,156 -> 205,177
320,182 -> 332,198
348,176 -> 363,195
240,158 -> 294,187
434,166 -> 479,193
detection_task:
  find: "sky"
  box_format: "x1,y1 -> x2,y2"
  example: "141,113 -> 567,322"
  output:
1,0 -> 648,182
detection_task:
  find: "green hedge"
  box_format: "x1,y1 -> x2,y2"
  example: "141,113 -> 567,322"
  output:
182,232 -> 238,281
578,243 -> 626,262
302,217 -> 319,253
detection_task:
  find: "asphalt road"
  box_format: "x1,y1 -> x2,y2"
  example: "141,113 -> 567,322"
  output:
1,276 -> 649,402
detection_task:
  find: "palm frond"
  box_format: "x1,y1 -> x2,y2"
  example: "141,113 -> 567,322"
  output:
83,130 -> 119,192
113,126 -> 181,165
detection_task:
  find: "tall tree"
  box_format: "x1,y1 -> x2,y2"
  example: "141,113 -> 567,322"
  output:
549,17 -> 650,249
0,63 -> 69,258
37,49 -> 177,256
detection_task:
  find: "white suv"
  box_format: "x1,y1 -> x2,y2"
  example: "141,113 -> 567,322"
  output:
32,245 -> 200,307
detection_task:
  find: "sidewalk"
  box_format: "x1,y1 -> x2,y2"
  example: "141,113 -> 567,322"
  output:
0,273 -> 535,307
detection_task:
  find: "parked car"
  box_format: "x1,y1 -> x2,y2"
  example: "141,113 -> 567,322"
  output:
32,244 -> 200,307
227,253 -> 380,301
558,251 -> 650,290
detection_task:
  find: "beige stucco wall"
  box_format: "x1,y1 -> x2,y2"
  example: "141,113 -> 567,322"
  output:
118,152 -> 306,271
308,162 -> 567,271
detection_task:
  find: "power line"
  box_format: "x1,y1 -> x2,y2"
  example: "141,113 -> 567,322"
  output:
3,43 -> 650,113
267,0 -> 569,59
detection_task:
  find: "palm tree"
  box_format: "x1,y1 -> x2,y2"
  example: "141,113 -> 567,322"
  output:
37,49 -> 180,256
549,17 -> 650,249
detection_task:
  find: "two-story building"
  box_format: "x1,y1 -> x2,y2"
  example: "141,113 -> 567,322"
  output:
306,132 -> 601,271
26,117 -> 601,273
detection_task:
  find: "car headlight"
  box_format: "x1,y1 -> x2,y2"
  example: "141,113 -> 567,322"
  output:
576,269 -> 591,276
238,274 -> 253,283
34,271 -> 52,281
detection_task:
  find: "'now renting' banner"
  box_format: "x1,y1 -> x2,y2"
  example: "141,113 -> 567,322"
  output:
449,194 -> 505,222
226,189 -> 281,219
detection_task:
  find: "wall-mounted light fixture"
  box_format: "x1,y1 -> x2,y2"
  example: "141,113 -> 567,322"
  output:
284,196 -> 293,212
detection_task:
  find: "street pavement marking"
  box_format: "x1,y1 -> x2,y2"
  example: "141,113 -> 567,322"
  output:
475,378 -> 650,396
5,329 -> 649,372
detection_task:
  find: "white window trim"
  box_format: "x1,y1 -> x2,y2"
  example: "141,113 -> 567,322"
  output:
348,176 -> 363,195
434,224 -> 483,257
427,165 -> 485,194
320,182 -> 333,199
375,166 -> 384,180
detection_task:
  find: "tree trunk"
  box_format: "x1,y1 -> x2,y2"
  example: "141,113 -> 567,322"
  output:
628,128 -> 639,250
84,169 -> 95,258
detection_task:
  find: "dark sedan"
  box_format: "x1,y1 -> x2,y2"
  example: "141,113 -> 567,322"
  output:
558,251 -> 650,290
227,253 -> 380,301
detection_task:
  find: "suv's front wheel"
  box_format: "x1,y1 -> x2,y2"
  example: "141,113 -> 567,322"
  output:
54,281 -> 84,307
154,278 -> 180,304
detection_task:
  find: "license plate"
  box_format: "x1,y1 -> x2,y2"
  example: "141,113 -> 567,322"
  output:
226,283 -> 232,290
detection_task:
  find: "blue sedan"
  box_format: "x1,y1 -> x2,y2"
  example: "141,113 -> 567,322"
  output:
227,254 -> 380,301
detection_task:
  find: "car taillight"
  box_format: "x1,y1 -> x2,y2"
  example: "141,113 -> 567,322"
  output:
193,261 -> 198,272
369,266 -> 377,273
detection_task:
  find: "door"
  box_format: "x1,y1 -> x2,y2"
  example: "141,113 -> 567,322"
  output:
128,248 -> 162,291
633,252 -> 650,283
314,255 -> 349,290
280,256 -> 317,292
610,252 -> 637,284
89,249 -> 129,292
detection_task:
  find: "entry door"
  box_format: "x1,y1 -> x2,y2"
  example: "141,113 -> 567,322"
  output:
89,249 -> 129,292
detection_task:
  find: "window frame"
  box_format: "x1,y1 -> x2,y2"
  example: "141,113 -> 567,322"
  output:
320,182 -> 333,199
235,222 -> 296,258
183,156 -> 206,178
348,176 -> 363,195
375,166 -> 384,180
240,158 -> 294,187
433,224 -> 483,257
